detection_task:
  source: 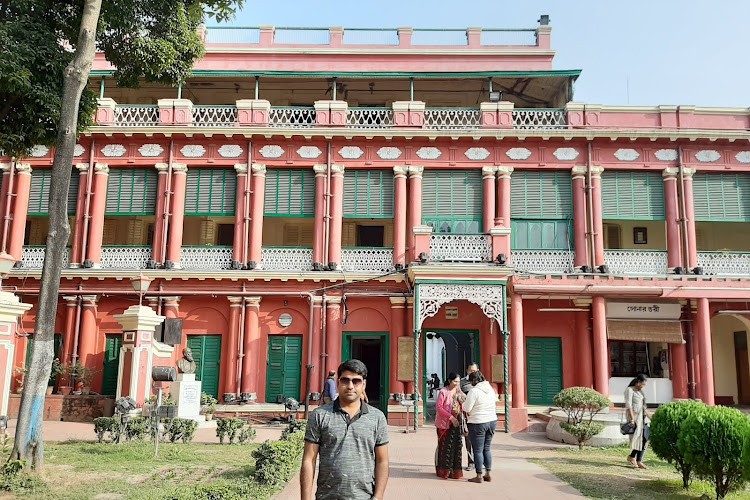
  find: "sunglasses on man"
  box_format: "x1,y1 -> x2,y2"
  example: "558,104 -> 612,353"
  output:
338,376 -> 364,386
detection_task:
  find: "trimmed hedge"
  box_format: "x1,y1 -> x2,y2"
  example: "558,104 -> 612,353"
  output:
216,418 -> 256,445
650,400 -> 707,488
162,418 -> 198,444
553,387 -> 610,449
252,420 -> 307,486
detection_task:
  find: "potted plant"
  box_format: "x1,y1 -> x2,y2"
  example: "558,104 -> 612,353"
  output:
200,392 -> 218,421
57,362 -> 76,395
74,363 -> 95,395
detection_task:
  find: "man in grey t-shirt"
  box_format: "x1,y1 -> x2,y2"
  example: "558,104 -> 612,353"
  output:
301,359 -> 389,500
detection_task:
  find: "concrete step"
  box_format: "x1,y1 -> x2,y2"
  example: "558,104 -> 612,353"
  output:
527,417 -> 548,433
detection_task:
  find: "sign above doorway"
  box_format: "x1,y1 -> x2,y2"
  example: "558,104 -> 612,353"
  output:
445,307 -> 459,320
606,302 -> 681,320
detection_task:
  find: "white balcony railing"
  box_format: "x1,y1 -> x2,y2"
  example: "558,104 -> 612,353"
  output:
180,246 -> 233,270
192,106 -> 238,127
347,108 -> 395,128
697,252 -> 750,276
268,107 -> 316,128
341,247 -> 394,273
513,108 -> 567,130
424,108 -> 482,130
513,250 -> 575,273
20,246 -> 71,269
604,250 -> 668,275
114,105 -> 160,127
429,234 -> 492,262
261,246 -> 313,271
100,246 -> 153,269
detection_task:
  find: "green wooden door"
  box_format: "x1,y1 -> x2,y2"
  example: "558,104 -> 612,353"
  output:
526,337 -> 563,406
101,335 -> 122,396
265,335 -> 302,403
26,334 -> 62,387
187,335 -> 222,398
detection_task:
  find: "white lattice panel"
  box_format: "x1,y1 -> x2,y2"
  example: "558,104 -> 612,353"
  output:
114,106 -> 160,127
429,234 -> 492,262
512,109 -> 567,130
341,248 -> 394,273
181,246 -> 233,270
347,108 -> 394,128
261,247 -> 313,271
268,107 -> 316,128
20,247 -> 71,269
424,108 -> 482,130
697,252 -> 750,276
100,246 -> 152,269
192,106 -> 238,127
512,250 -> 575,273
604,250 -> 668,275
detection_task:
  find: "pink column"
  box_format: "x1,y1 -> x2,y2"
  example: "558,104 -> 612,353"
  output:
77,295 -> 98,370
0,164 -> 10,251
241,297 -> 261,395
232,165 -> 248,265
311,298 -> 323,393
61,296 -> 78,365
572,167 -> 588,268
224,297 -> 242,398
325,297 -> 342,372
663,168 -> 682,270
71,164 -> 89,267
166,164 -> 187,267
86,164 -> 109,267
576,306 -> 594,388
393,167 -> 408,267
389,297 -> 406,395
328,165 -> 345,267
592,296 -> 609,396
670,341 -> 689,399
695,298 -> 714,405
590,167 -> 605,267
114,305 -> 165,406
312,165 -> 327,266
682,168 -> 698,269
249,164 -> 266,267
8,163 -> 32,261
151,163 -> 168,264
510,293 -> 525,408
495,167 -> 513,227
482,167 -> 497,232
407,166 -> 423,262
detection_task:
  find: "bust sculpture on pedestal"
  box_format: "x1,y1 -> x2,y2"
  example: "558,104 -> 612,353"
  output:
177,347 -> 196,374
173,346 -> 201,421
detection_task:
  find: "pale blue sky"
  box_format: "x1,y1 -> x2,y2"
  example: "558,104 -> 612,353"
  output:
217,0 -> 749,107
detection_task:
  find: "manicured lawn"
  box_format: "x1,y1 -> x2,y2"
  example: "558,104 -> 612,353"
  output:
4,440 -> 286,499
531,445 -> 750,500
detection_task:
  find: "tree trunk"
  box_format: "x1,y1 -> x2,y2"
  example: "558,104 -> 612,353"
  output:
11,0 -> 102,470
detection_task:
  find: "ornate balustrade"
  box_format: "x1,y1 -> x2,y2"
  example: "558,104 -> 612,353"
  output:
604,250 -> 668,275
341,247 -> 394,273
268,107 -> 316,128
261,246 -> 313,271
347,108 -> 395,128
513,108 -> 567,129
429,234 -> 492,262
114,105 -> 160,127
512,250 -> 575,273
20,246 -> 71,269
697,251 -> 750,276
192,106 -> 238,127
100,246 -> 153,270
424,108 -> 482,130
180,246 -> 233,270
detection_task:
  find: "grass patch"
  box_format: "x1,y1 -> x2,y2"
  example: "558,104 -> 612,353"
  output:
7,440 -> 290,500
532,444 -> 750,499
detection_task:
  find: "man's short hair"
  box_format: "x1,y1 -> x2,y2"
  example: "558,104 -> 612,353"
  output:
468,370 -> 486,384
338,359 -> 368,379
328,370 -> 336,377
467,362 -> 479,370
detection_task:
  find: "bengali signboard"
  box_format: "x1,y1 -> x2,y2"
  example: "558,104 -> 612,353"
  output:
606,302 -> 681,320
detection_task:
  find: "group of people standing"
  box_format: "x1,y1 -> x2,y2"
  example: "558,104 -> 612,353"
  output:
435,362 -> 498,483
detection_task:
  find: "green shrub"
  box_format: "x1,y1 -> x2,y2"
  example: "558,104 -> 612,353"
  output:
252,439 -> 303,486
0,460 -> 44,494
650,400 -> 707,488
281,419 -> 306,440
93,417 -> 122,443
162,418 -> 198,444
124,416 -> 150,441
216,417 -> 245,444
200,392 -> 218,414
678,405 -> 750,499
238,425 -> 257,444
553,387 -> 611,449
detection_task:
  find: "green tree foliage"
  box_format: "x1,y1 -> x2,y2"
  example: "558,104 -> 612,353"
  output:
678,405 -> 750,499
650,400 -> 707,489
553,387 -> 610,449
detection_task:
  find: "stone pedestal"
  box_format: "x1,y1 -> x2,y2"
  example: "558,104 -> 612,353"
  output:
0,291 -> 31,417
173,373 -> 202,422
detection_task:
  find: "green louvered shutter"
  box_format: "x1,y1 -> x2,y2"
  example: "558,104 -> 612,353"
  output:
343,170 -> 394,218
185,168 -> 236,216
511,171 -> 573,218
68,172 -> 80,215
264,169 -> 315,217
422,170 -> 482,233
693,173 -> 750,221
601,171 -> 665,220
511,220 -> 571,250
28,169 -> 81,216
105,168 -> 157,215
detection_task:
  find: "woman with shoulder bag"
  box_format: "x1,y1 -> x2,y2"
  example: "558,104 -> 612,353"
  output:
434,373 -> 464,479
624,374 -> 650,469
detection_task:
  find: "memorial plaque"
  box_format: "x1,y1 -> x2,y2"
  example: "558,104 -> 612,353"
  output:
163,318 -> 183,346
172,373 -> 202,422
491,354 -> 504,383
397,337 -> 414,381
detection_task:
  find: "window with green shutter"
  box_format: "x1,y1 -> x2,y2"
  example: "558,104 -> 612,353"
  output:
264,168 -> 315,217
105,168 -> 157,215
511,220 -> 571,250
601,171 -> 665,220
422,170 -> 482,233
511,171 -> 572,218
185,168 -> 236,216
343,170 -> 394,218
28,169 -> 80,216
693,173 -> 750,221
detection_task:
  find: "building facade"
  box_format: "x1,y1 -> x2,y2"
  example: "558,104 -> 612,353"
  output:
3,19 -> 750,430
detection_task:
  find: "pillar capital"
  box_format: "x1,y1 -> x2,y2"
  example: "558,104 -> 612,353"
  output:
312,296 -> 324,305
0,163 -> 10,173
571,166 -> 587,178
162,296 -> 181,306
589,166 -> 604,177
0,291 -> 32,321
482,166 -> 498,178
313,164 -> 327,176
407,166 -> 424,178
94,163 -> 109,174
234,163 -> 248,174
682,167 -> 696,177
325,296 -> 342,305
63,295 -> 78,306
662,167 -> 679,179
251,163 -> 267,176
393,166 -> 408,178
228,296 -> 243,306
246,296 -> 261,307
155,163 -> 169,172
81,295 -> 98,305
331,164 -> 345,175
76,163 -> 90,172
389,296 -> 407,307
114,305 -> 165,333
172,163 -> 188,174
14,163 -> 31,174
496,166 -> 514,178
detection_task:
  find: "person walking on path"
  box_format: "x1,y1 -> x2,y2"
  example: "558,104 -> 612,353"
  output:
434,372 -> 464,480
322,370 -> 337,404
459,362 -> 478,470
301,359 -> 389,500
463,370 -> 498,484
625,373 -> 650,470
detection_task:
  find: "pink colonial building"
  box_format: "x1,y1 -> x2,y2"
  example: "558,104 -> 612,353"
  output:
3,16 -> 750,430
